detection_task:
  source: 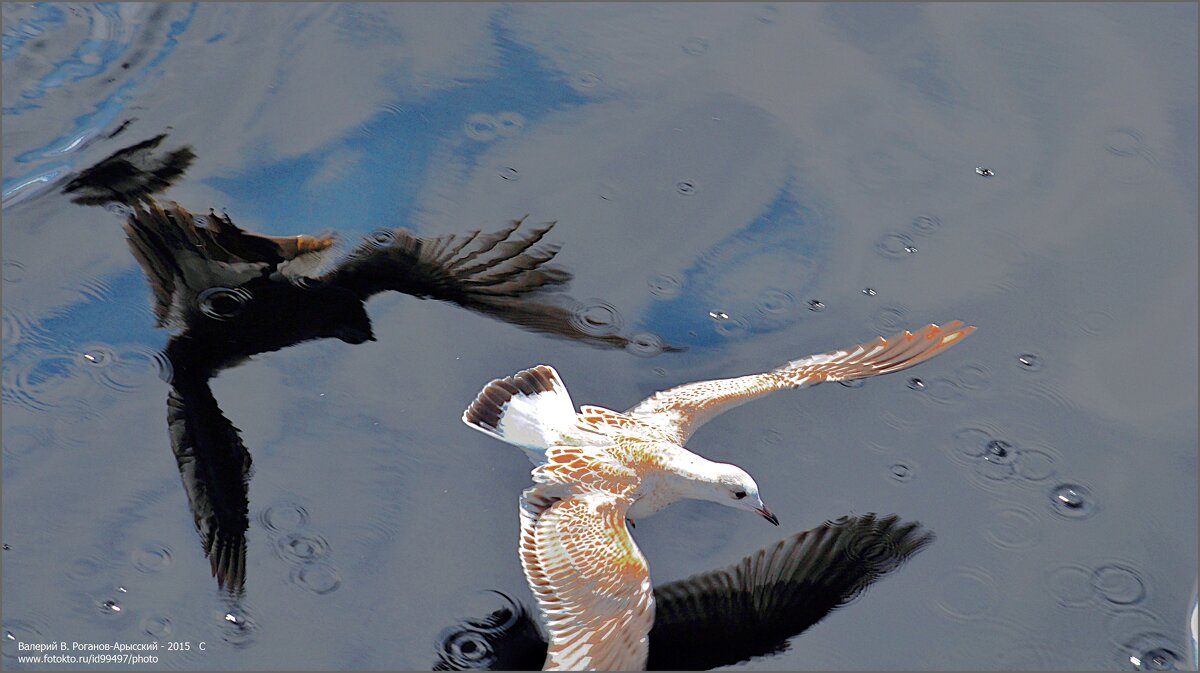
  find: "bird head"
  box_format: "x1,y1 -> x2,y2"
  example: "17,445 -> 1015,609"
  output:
704,462 -> 779,526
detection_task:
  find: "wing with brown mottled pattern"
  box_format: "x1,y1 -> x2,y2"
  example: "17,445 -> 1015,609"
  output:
519,485 -> 654,671
626,321 -> 975,443
532,444 -> 641,495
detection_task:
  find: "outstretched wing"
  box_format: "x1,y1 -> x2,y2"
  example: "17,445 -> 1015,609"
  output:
626,321 -> 975,443
327,216 -> 569,301
166,378 -> 253,595
647,514 -> 934,670
519,485 -> 654,671
325,218 -> 650,350
62,133 -> 195,205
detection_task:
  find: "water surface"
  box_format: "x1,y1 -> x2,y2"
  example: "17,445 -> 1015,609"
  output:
3,3 -> 1197,670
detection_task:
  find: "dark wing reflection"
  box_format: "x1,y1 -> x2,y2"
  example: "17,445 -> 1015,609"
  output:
434,514 -> 934,671
647,513 -> 934,670
325,219 -> 647,351
66,134 -> 675,594
63,133 -> 196,206
434,592 -> 547,672
166,377 -> 252,594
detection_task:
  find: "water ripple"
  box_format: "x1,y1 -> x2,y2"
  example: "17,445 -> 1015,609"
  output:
83,345 -> 170,392
1048,564 -> 1098,608
1049,482 -> 1099,520
130,542 -> 174,575
1091,563 -> 1147,606
275,533 -> 330,564
4,3 -> 197,209
624,332 -> 664,358
932,567 -> 999,620
259,502 -> 311,534
3,351 -> 90,412
1,618 -> 49,660
288,563 -> 342,595
435,592 -> 531,670
141,615 -> 173,639
1119,632 -> 1186,670
215,607 -> 258,648
870,304 -> 908,335
569,301 -> 624,337
982,504 -> 1042,551
647,273 -> 682,298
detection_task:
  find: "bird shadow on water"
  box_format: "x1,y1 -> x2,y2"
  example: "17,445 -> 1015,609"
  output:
434,514 -> 934,671
60,135 -> 679,597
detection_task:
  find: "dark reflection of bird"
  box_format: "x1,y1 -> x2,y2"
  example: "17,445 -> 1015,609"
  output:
63,133 -> 196,206
434,514 -> 934,671
64,135 -> 675,594
165,375 -> 252,592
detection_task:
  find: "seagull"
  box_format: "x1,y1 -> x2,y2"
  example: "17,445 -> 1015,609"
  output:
461,321 -> 975,670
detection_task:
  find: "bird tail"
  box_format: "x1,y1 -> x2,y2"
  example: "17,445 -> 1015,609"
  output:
462,365 -> 578,462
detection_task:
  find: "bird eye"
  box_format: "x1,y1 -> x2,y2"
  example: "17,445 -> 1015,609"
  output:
733,490 -> 747,500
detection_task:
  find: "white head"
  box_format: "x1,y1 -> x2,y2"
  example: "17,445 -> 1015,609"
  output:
693,461 -> 779,526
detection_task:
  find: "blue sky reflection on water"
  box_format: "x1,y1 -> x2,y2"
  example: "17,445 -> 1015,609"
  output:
2,3 -> 1197,670
205,11 -> 594,243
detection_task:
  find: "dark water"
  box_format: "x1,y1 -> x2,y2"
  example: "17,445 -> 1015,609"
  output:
3,3 -> 1197,670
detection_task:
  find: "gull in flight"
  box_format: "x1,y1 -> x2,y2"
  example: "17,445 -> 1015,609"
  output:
462,321 -> 975,670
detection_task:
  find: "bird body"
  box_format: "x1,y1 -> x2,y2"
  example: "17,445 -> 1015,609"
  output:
463,321 -> 975,670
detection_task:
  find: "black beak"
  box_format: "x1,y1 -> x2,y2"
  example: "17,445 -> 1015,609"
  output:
756,507 -> 780,526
